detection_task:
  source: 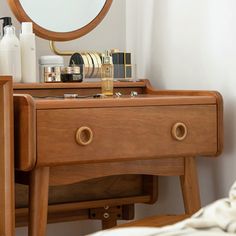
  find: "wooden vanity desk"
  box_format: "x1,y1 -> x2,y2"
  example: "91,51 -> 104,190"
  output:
13,80 -> 223,236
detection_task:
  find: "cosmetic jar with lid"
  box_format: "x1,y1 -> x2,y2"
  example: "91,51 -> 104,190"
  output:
39,55 -> 64,82
61,66 -> 83,82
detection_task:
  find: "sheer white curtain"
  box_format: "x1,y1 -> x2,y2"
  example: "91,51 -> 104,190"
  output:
126,0 -> 155,81
125,0 -> 236,214
125,0 -> 221,89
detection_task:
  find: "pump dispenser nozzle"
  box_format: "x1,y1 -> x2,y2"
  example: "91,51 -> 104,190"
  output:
102,50 -> 113,65
0,17 -> 12,35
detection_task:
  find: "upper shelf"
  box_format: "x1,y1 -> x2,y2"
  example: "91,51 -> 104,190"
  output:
13,80 -> 147,90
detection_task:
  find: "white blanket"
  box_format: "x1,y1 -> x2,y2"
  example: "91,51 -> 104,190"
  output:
88,181 -> 236,236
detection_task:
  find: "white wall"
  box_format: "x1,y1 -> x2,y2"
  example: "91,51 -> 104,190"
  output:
126,0 -> 236,220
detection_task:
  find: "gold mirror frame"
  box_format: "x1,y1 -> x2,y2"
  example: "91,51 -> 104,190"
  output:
8,0 -> 113,42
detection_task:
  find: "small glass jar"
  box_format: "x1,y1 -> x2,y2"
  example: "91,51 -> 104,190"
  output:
43,66 -> 61,83
61,66 -> 83,82
39,55 -> 64,82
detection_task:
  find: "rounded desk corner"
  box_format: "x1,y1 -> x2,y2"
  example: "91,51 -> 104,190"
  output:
14,94 -> 37,172
210,90 -> 224,158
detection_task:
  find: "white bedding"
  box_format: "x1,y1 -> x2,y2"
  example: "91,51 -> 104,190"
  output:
87,181 -> 236,236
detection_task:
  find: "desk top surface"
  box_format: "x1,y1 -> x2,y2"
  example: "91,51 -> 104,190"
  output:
14,93 -> 217,110
13,79 -> 222,109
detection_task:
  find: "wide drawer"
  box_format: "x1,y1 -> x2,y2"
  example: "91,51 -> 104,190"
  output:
36,105 -> 217,166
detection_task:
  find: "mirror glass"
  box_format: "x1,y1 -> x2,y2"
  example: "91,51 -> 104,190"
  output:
19,0 -> 107,32
8,0 -> 113,41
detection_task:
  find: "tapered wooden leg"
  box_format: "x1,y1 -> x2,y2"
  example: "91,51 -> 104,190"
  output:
29,167 -> 50,236
180,157 -> 201,214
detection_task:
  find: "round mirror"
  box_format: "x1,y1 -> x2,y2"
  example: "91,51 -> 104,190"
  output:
8,0 -> 113,41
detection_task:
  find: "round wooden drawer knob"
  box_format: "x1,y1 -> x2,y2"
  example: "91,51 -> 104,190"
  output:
76,126 -> 93,146
172,122 -> 188,141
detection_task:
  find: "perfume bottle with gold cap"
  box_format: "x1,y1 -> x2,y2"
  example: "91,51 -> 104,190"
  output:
101,50 -> 114,96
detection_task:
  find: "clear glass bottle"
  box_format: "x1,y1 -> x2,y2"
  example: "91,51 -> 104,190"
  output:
101,50 -> 114,96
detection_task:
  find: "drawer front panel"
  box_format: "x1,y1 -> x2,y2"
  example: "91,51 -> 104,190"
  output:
36,105 -> 217,166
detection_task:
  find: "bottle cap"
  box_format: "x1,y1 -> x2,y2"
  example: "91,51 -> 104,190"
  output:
21,22 -> 33,34
61,66 -> 73,74
39,55 -> 64,65
61,66 -> 80,74
102,50 -> 113,65
0,17 -> 12,35
0,17 -> 12,27
72,66 -> 80,74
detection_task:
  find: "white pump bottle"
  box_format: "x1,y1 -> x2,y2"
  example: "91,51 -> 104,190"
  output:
20,22 -> 36,83
0,21 -> 22,83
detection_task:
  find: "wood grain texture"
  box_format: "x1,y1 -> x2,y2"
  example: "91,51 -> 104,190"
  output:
15,175 -> 147,206
49,159 -> 184,186
29,167 -> 49,236
13,87 -> 145,99
145,79 -> 224,156
34,95 -> 216,110
12,80 -> 223,233
117,214 -> 190,228
13,81 -> 146,90
16,201 -> 140,228
13,81 -> 146,105
37,105 -> 217,167
16,207 -> 89,227
0,76 -> 15,236
14,95 -> 36,171
15,174 -> 154,227
90,206 -> 122,229
142,176 -> 158,204
180,157 -> 201,214
8,0 -> 113,41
